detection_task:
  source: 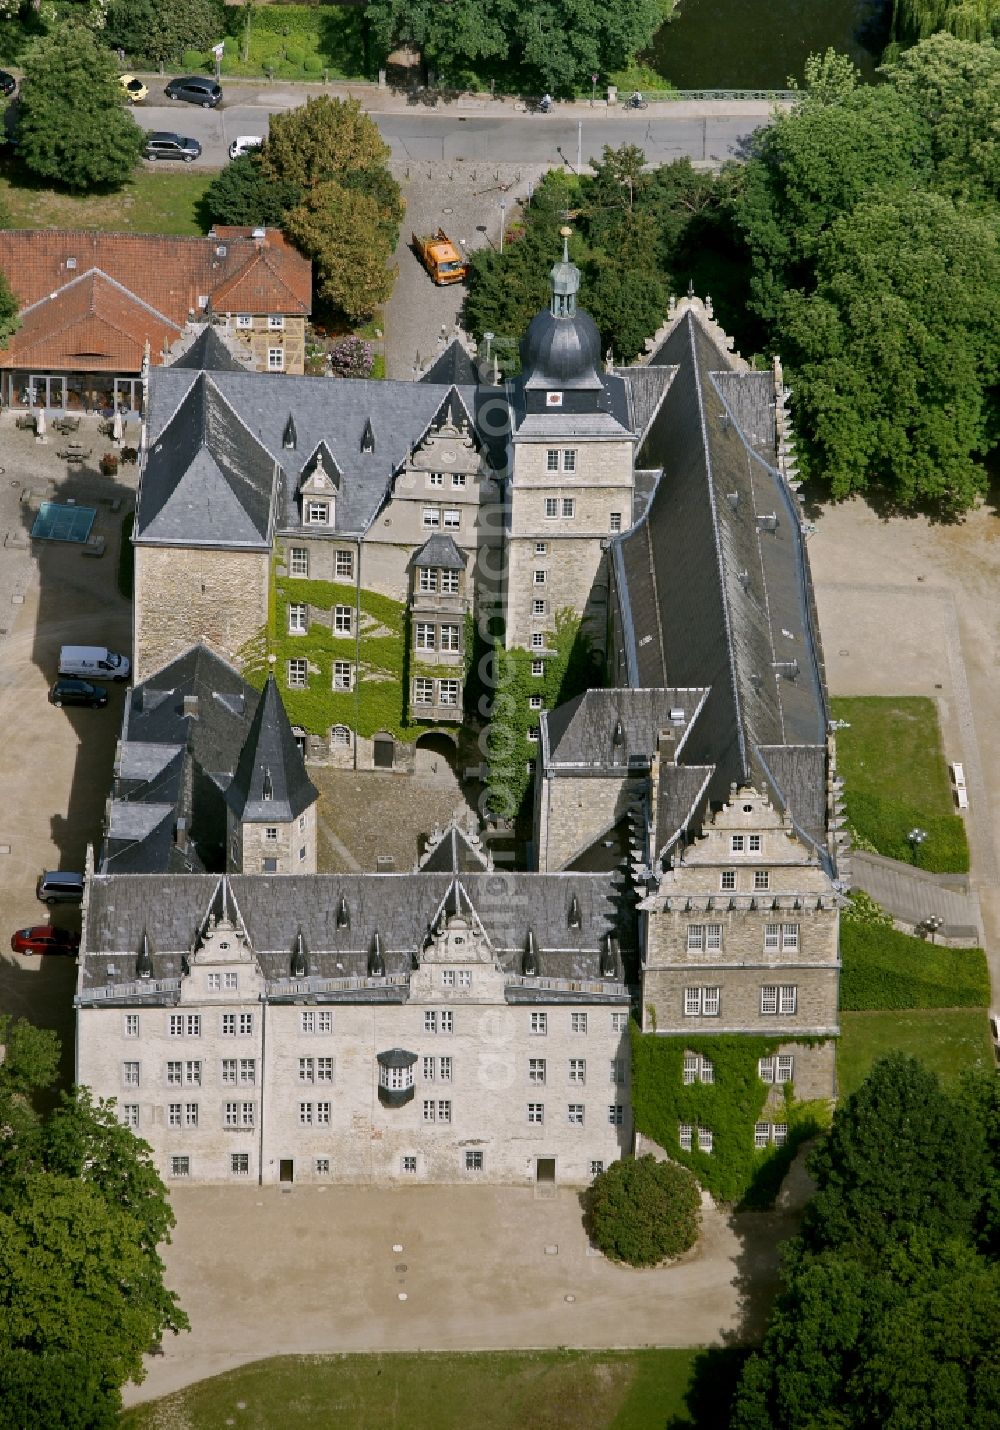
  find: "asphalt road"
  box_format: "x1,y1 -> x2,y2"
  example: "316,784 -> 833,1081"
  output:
137,98 -> 763,170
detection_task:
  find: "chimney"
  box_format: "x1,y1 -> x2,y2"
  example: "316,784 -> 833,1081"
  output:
175,817 -> 188,852
182,694 -> 199,719
252,227 -> 266,246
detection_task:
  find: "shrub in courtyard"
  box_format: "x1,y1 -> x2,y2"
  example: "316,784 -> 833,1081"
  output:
328,336 -> 374,378
587,1154 -> 701,1266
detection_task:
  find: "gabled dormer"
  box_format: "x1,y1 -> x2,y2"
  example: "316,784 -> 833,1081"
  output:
297,444 -> 341,529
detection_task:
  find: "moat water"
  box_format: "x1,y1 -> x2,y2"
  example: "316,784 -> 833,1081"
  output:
647,0 -> 891,89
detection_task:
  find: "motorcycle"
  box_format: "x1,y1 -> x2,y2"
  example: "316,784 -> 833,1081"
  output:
625,93 -> 649,110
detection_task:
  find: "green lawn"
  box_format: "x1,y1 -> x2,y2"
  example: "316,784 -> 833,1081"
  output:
0,165 -> 212,235
831,696 -> 969,872
840,921 -> 990,1010
838,1008 -> 994,1097
121,1348 -> 748,1430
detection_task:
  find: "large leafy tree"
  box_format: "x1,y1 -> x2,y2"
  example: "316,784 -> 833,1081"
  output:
284,181 -> 397,322
588,1154 -> 701,1266
262,96 -> 396,194
204,152 -> 302,229
17,24 -> 145,191
104,0 -> 225,67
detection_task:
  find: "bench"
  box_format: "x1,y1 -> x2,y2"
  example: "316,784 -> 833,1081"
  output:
15,414 -> 34,431
951,761 -> 966,787
956,786 -> 969,810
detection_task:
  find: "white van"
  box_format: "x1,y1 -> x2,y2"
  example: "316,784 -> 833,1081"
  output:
228,134 -> 263,161
58,645 -> 131,682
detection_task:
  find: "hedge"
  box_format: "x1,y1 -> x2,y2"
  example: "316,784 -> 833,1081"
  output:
629,1027 -> 830,1209
839,921 -> 990,1011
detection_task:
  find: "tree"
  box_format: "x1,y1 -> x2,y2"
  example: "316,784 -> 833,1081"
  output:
0,1013 -> 59,1184
587,1154 -> 701,1266
0,1348 -> 119,1430
17,24 -> 145,191
262,96 -> 394,193
778,191 -> 1000,511
0,267 -> 19,350
284,182 -> 397,323
104,0 -> 225,67
204,152 -> 302,229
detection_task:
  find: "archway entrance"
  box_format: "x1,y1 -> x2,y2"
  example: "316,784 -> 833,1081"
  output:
414,730 -> 458,777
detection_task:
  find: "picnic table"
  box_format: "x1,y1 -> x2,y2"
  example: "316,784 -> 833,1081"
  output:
53,416 -> 81,435
57,445 -> 92,462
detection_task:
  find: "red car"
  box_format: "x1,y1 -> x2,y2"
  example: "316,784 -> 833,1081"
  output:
10,925 -> 80,956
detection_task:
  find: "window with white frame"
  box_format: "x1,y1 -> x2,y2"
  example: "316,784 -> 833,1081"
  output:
316,1102 -> 331,1125
465,1150 -> 484,1171
529,694 -> 543,709
438,1056 -> 453,1081
416,623 -> 436,652
562,498 -> 575,517
532,599 -> 546,617
731,835 -> 745,853
439,679 -> 459,706
756,1122 -> 788,1148
316,1158 -> 331,1175
333,661 -> 353,691
441,1011 -> 453,1033
773,1122 -> 788,1145
546,449 -> 560,471
679,1122 -> 693,1151
535,542 -> 547,555
185,1103 -> 199,1127
590,1160 -> 604,1176
532,659 -> 544,676
687,923 -> 723,952
424,1011 -> 437,1033
563,450 -> 577,472
332,725 -> 351,746
760,985 -> 778,1015
779,985 -> 797,1014
239,1013 -> 253,1036
428,472 -> 443,487
443,510 -> 460,529
440,569 -> 459,594
422,1100 -> 438,1122
268,314 -> 285,330
335,549 -> 354,578
531,1012 -> 547,1035
608,1104 -> 624,1126
289,546 -> 309,577
267,348 -> 284,372
414,678 -> 434,704
264,827 -> 278,844
609,511 -> 622,532
124,1013 -> 139,1038
568,1058 -> 586,1084
299,1102 -> 313,1125
168,1014 -> 184,1037
527,1103 -> 544,1124
682,1052 -> 714,1084
533,569 -> 546,585
721,870 -> 736,890
419,568 -> 436,593
422,1056 -> 435,1080
235,314 -> 252,329
287,658 -> 307,688
531,632 -> 545,650
568,1103 -> 585,1125
754,870 -> 770,891
442,970 -> 456,987
122,1104 -> 139,1128
571,1012 -> 588,1034
184,1060 -> 201,1085
170,1156 -> 190,1178
611,1011 -> 628,1033
168,1103 -> 182,1128
402,1155 -> 417,1173
451,472 -> 466,487
759,1054 -> 794,1084
529,1057 -> 546,1084
526,727 -> 538,743
231,1153 -> 250,1176
334,605 -> 352,634
166,1061 -> 182,1085
544,497 -> 559,518
437,1100 -> 451,1122
782,924 -> 800,951
698,1126 -> 713,1154
440,624 -> 460,651
683,986 -> 720,1016
239,1058 -> 256,1084
457,970 -> 471,989
749,835 -> 762,852
422,507 -> 440,528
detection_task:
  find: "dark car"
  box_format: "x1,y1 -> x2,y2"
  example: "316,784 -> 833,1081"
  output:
11,924 -> 80,956
49,677 -> 109,709
0,71 -> 15,98
144,131 -> 202,164
164,76 -> 222,108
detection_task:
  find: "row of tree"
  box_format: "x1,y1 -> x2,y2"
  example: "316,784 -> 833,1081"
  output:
465,34 -> 1000,514
0,1015 -> 187,1428
731,1054 -> 1000,1427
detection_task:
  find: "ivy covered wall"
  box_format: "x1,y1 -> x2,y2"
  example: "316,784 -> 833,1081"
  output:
629,1027 -> 831,1209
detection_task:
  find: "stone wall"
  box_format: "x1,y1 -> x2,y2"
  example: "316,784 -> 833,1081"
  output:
537,771 -> 646,872
133,545 -> 270,681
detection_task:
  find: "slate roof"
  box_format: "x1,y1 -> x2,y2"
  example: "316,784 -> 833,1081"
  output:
135,373 -> 277,548
420,338 -> 480,387
226,675 -> 318,823
80,871 -> 637,994
417,821 -> 492,872
412,533 -> 468,570
617,363 -> 677,445
170,326 -> 250,372
144,368 -> 483,539
542,688 -> 709,768
612,306 -> 830,854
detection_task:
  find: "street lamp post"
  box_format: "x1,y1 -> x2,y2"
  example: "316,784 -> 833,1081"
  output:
499,200 -> 507,255
907,827 -> 928,865
591,73 -> 598,107
923,915 -> 943,943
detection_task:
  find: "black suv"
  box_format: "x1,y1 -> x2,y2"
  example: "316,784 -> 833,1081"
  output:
144,132 -> 202,163
49,678 -> 109,709
164,76 -> 222,108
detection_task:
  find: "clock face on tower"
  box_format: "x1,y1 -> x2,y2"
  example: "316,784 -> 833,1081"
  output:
545,391 -> 563,407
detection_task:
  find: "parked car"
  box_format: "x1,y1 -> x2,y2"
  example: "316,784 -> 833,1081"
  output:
144,131 -> 202,164
164,76 -> 222,108
36,871 -> 85,905
49,678 -> 110,709
120,74 -> 148,103
228,134 -> 263,161
11,924 -> 80,956
0,71 -> 16,98
58,645 -> 131,682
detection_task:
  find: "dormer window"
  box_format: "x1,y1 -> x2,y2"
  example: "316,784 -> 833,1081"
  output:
268,315 -> 285,330
306,501 -> 331,525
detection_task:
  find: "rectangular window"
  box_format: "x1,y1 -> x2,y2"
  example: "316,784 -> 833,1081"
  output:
299,1103 -> 313,1125
185,1102 -> 199,1127
288,603 -> 307,634
777,1054 -> 794,1082
440,569 -> 460,594
239,1014 -> 253,1036
443,510 -> 461,530
437,1100 -> 451,1123
612,1012 -> 628,1033
562,499 -> 575,518
184,1060 -> 201,1086
531,659 -> 544,676
415,623 -> 436,652
333,661 -> 353,691
528,1058 -> 546,1085
422,508 -> 440,528
754,870 -> 770,891
529,694 -> 543,710
563,450 -> 577,472
317,1011 -> 332,1034
544,498 -> 559,518
526,727 -> 539,743
440,624 -> 460,652
316,1102 -> 331,1125
171,1157 -> 190,1178
422,1100 -> 436,1123
700,1055 -> 715,1084
465,1150 -> 484,1171
306,502 -> 329,525
268,314 -> 285,330
424,1011 -> 437,1033
123,1061 -> 140,1087
442,970 -> 456,988
300,1012 -> 315,1034
546,449 -> 560,471
440,1011 -> 453,1033
316,1158 -> 330,1175
240,1102 -> 255,1128
760,985 -> 778,1015
535,542 -> 547,555
703,987 -> 720,1016
438,679 -> 459,706
428,471 -> 443,487
235,314 -> 252,330
608,1104 -> 624,1126
413,678 -> 434,704
764,923 -> 781,953
687,925 -> 704,952
731,835 -> 745,853
590,1160 -> 604,1176
773,1123 -> 788,1146
451,473 -> 466,488
530,1012 -> 547,1035
223,971 -> 238,990
267,348 -> 284,372
289,547 -> 308,577
749,835 -> 762,853
231,1153 -> 250,1176
779,985 -> 798,1015
755,1122 -> 771,1149
166,1060 -> 182,1085
568,1058 -> 586,1084
287,658 -> 307,689
782,924 -> 800,951
169,1013 -> 184,1037
239,1058 -> 256,1085
530,632 -> 545,650
422,1056 -> 435,1081
609,511 -> 622,532
567,1103 -> 585,1125
532,599 -> 546,617
335,549 -> 354,579
457,970 -> 471,989
224,1101 -> 239,1127
527,1103 -> 544,1124
419,567 -> 436,593
721,870 -> 736,891
168,1103 -> 182,1128
264,826 -> 278,843
571,1012 -> 588,1034
438,1056 -> 452,1082
222,1058 -> 237,1085
679,1122 -> 693,1151
334,605 -> 352,635
533,569 -> 546,585
683,1052 -> 699,1085
402,1155 -> 418,1173
698,1127 -> 713,1154
298,1058 -> 314,1083
124,1013 -> 139,1038
122,1104 -> 139,1128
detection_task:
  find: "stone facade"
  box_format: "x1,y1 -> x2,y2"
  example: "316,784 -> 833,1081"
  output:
229,803 -> 317,877
535,770 -> 646,873
223,314 -> 307,376
133,546 -> 270,682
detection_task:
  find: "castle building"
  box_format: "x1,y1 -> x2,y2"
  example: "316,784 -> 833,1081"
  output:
75,257 -> 845,1187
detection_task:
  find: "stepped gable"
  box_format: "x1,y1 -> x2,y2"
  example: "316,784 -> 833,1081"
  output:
136,371 -> 278,548
225,674 -> 318,824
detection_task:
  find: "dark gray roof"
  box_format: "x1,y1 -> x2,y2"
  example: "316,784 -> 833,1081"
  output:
136,373 -> 276,548
618,363 -> 677,443
521,307 -> 603,390
170,326 -> 249,373
144,368 -> 482,538
226,675 -> 318,823
614,309 -> 829,855
421,339 -> 479,387
417,821 -> 492,872
543,688 -> 708,767
412,533 -> 468,570
655,762 -> 714,858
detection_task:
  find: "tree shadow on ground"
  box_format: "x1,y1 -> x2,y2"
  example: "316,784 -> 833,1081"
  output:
665,1345 -> 751,1428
